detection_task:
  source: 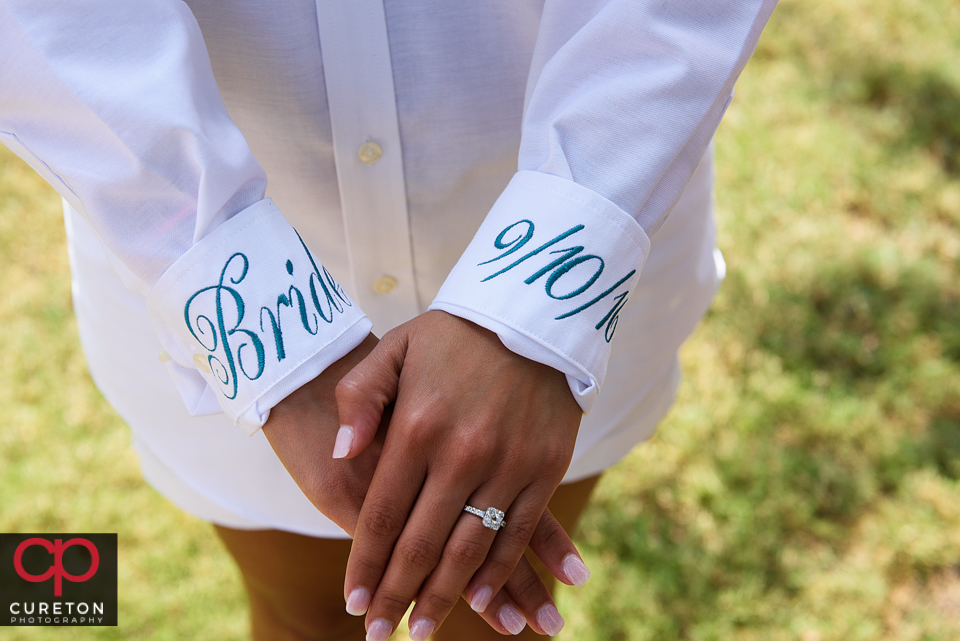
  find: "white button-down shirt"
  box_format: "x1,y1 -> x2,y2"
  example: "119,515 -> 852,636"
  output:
0,0 -> 777,435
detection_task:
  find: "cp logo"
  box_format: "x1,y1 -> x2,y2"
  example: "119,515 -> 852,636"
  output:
13,538 -> 100,596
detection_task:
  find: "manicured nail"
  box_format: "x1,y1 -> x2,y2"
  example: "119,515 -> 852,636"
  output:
497,602 -> 526,635
366,618 -> 393,641
345,587 -> 370,616
469,585 -> 494,612
537,603 -> 565,637
332,425 -> 354,459
562,553 -> 591,586
409,617 -> 436,641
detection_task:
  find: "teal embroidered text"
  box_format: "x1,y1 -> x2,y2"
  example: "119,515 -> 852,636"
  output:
478,220 -> 635,342
184,235 -> 353,399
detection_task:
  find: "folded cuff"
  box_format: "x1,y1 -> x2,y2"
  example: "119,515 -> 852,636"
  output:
429,171 -> 650,413
146,198 -> 371,434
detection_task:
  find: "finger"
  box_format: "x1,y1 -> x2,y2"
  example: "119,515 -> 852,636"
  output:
465,488 -> 573,638
405,487 -> 520,639
333,329 -> 406,459
472,554 -> 561,637
453,483 -> 557,617
503,552 -> 566,637
343,443 -> 426,619
471,499 -> 589,598
528,507 -> 591,586
361,477 -> 496,641
472,566 -> 531,636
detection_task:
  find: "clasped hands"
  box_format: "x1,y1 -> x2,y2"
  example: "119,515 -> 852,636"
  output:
262,311 -> 586,639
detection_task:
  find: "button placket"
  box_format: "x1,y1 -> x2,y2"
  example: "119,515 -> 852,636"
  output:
314,1 -> 420,332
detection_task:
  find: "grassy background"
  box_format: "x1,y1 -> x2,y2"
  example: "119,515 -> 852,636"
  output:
2,0 -> 959,639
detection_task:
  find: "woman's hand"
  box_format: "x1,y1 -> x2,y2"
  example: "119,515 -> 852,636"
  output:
261,333 -> 385,534
335,311 -> 585,639
261,330 -> 588,638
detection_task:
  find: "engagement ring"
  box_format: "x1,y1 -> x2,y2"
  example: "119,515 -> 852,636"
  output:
463,505 -> 506,531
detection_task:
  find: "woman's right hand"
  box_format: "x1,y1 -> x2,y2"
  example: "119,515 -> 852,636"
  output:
261,333 -> 385,533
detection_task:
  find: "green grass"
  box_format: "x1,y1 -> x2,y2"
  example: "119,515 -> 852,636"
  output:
1,1 -> 959,639
559,1 -> 960,640
0,102 -> 247,639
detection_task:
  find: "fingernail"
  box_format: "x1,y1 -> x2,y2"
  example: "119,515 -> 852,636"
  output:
537,603 -> 565,637
469,585 -> 494,612
345,587 -> 370,616
366,618 -> 393,641
562,553 -> 591,586
409,617 -> 436,641
332,425 -> 354,459
497,602 -> 526,635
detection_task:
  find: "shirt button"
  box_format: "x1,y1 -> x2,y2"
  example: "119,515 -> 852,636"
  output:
193,353 -> 212,373
373,275 -> 398,295
158,350 -> 171,363
358,141 -> 382,164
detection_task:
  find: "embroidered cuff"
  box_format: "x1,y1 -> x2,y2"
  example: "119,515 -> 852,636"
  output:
429,171 -> 650,413
146,198 -> 372,435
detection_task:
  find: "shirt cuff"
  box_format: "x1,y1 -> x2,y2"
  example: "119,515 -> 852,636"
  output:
429,171 -> 650,414
146,198 -> 372,435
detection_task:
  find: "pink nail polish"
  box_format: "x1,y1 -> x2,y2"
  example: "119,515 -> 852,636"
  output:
562,553 -> 591,586
366,618 -> 393,641
409,617 -> 436,641
469,585 -> 494,612
537,603 -> 565,636
332,425 -> 354,459
345,587 -> 370,616
497,603 -> 526,635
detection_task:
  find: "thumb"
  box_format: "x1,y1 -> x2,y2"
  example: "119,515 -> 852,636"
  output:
333,329 -> 406,459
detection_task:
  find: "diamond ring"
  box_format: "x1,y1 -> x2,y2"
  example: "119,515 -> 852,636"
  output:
463,505 -> 506,531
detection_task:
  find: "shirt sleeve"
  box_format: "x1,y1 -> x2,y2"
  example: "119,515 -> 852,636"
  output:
429,0 -> 777,413
0,0 -> 371,434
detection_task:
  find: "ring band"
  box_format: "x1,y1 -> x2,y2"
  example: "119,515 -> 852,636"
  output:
464,505 -> 506,531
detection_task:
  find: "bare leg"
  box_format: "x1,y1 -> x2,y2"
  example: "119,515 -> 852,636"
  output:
214,527 -> 365,641
214,473 -> 601,641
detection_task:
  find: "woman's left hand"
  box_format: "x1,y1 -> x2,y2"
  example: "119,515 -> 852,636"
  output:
334,310 -> 584,639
